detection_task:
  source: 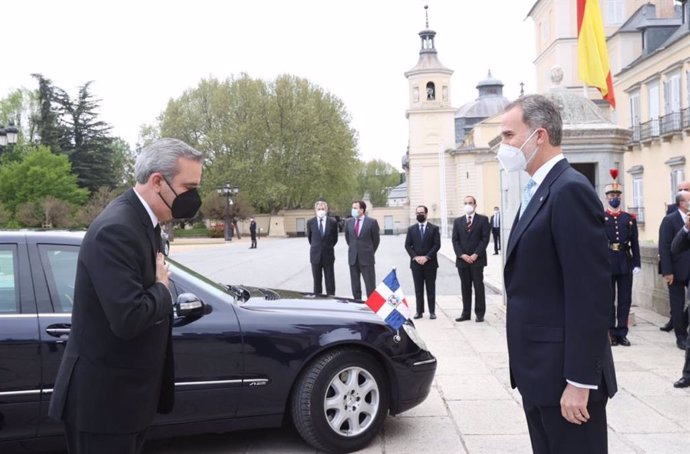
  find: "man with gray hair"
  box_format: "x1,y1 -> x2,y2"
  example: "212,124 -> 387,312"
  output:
306,198 -> 339,295
499,95 -> 617,453
49,138 -> 203,454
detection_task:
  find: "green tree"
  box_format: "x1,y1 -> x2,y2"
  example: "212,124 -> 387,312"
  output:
357,160 -> 403,207
109,137 -> 136,188
0,87 -> 38,143
77,186 -> 120,226
31,73 -> 69,153
0,145 -> 89,217
155,74 -> 359,214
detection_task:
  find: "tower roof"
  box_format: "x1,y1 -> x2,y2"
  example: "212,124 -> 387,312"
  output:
405,6 -> 452,76
455,70 -> 510,119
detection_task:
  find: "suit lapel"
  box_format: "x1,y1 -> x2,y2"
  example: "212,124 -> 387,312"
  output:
125,189 -> 158,260
506,159 -> 569,262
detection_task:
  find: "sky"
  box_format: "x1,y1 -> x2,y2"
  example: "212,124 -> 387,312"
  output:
1,0 -> 536,170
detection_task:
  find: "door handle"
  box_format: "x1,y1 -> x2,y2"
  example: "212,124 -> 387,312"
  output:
46,323 -> 71,337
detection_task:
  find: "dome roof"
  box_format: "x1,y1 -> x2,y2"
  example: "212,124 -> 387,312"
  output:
544,66 -> 611,125
455,70 -> 510,119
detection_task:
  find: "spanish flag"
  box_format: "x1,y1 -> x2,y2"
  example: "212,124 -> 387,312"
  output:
577,0 -> 616,108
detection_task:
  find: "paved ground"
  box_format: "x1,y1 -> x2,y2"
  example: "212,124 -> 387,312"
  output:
142,234 -> 690,453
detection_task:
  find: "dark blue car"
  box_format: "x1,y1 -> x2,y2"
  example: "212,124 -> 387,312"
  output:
0,231 -> 436,453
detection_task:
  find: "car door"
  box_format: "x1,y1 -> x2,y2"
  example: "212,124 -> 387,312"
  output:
0,238 -> 42,442
31,240 -> 80,438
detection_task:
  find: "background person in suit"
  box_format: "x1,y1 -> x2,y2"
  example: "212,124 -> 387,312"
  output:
603,180 -> 641,347
345,200 -> 380,300
500,95 -> 616,454
671,214 -> 690,388
48,139 -> 203,454
659,190 -> 690,350
306,199 -> 339,295
249,217 -> 258,248
405,205 -> 441,319
490,206 -> 501,255
665,180 -> 690,215
451,196 -> 490,322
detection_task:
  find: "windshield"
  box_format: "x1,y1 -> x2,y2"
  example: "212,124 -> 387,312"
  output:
168,257 -> 235,304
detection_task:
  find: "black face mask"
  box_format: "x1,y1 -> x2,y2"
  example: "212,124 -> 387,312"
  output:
416,214 -> 426,223
160,177 -> 202,219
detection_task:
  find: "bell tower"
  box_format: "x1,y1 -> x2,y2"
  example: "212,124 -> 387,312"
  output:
404,5 -> 456,234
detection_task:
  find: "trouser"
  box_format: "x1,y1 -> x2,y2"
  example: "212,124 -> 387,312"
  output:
668,281 -> 689,342
458,266 -> 485,317
250,234 -> 257,248
349,262 -> 376,300
411,264 -> 437,315
492,227 -> 501,253
522,397 -> 608,454
610,272 -> 632,337
65,423 -> 147,454
311,261 -> 335,295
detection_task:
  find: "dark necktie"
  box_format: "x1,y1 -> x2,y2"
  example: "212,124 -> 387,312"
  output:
320,218 -> 325,237
467,216 -> 473,230
419,224 -> 424,239
154,223 -> 162,253
354,218 -> 361,237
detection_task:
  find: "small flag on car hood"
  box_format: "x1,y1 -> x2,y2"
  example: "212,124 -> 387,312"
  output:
365,269 -> 410,330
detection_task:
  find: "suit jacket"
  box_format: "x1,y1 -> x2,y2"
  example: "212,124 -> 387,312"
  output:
404,222 -> 441,269
659,211 -> 690,281
306,216 -> 339,264
490,213 -> 501,229
451,213 -> 490,268
504,159 -> 617,406
671,226 -> 690,255
49,188 -> 174,433
345,216 -> 380,266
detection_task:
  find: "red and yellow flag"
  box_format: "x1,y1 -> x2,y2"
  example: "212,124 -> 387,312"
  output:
577,0 -> 616,108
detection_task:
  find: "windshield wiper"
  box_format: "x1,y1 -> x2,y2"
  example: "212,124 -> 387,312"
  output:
226,284 -> 251,302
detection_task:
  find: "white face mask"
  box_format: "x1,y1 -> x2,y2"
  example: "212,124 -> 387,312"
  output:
464,204 -> 475,215
316,209 -> 326,218
497,129 -> 539,173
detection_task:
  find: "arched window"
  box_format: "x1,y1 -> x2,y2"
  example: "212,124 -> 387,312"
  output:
426,82 -> 435,101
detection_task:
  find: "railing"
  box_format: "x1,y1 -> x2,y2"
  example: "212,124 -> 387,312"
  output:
639,118 -> 659,141
630,124 -> 641,143
682,107 -> 690,130
627,206 -> 645,224
660,111 -> 682,136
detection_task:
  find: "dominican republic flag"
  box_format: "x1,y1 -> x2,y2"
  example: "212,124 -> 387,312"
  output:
365,269 -> 410,330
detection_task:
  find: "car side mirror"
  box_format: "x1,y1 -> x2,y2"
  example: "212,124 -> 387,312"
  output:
175,293 -> 205,318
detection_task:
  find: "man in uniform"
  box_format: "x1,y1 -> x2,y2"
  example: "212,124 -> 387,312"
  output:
604,173 -> 640,347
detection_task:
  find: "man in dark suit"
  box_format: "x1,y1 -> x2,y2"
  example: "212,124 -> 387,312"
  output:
405,205 -> 441,319
659,190 -> 690,350
345,200 -> 380,300
249,217 -> 258,248
490,206 -> 501,255
306,198 -> 339,295
671,213 -> 690,388
452,195 -> 490,322
49,139 -> 203,454
500,95 -> 616,454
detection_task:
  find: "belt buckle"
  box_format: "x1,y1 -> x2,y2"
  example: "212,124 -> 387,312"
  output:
610,243 -> 620,251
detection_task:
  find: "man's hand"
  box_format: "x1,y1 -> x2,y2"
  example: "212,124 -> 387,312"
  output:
560,384 -> 590,425
663,274 -> 674,285
460,254 -> 472,263
415,256 -> 428,265
156,253 -> 171,288
470,253 -> 479,263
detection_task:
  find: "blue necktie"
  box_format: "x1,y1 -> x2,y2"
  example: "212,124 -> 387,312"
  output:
520,179 -> 537,217
320,218 -> 325,237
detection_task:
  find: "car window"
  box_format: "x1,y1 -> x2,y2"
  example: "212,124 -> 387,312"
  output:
0,246 -> 19,314
38,244 -> 79,313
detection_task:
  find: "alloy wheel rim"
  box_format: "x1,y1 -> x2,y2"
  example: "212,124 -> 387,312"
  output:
323,366 -> 380,437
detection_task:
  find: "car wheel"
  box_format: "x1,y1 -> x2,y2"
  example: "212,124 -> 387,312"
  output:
291,348 -> 389,453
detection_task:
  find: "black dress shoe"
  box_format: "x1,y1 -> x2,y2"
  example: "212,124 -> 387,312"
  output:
677,339 -> 688,350
673,377 -> 690,388
660,320 -> 673,332
617,336 -> 631,347
413,313 -> 423,320
492,252 -> 499,255
475,316 -> 484,323
455,315 -> 471,322
430,313 -> 437,320
611,337 -> 619,346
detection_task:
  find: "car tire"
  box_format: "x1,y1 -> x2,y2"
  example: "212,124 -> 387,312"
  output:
291,348 -> 389,453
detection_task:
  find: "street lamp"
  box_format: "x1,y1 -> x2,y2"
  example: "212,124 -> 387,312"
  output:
218,182 -> 239,241
0,122 -> 19,152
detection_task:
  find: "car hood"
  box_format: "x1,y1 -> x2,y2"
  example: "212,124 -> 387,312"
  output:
231,285 -> 379,317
